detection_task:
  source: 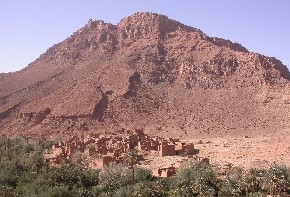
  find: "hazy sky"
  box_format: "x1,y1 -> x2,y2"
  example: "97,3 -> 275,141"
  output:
0,0 -> 289,73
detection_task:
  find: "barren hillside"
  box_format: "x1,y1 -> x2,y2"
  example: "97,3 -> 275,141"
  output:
1,12 -> 290,138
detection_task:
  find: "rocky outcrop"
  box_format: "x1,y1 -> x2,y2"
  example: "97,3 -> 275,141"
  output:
0,102 -> 23,120
118,12 -> 202,42
210,37 -> 249,53
18,108 -> 51,125
123,71 -> 142,98
92,87 -> 110,121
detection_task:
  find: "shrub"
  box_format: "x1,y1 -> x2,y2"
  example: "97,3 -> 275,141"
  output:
132,181 -> 161,197
218,166 -> 244,196
262,165 -> 290,196
98,163 -> 133,192
134,167 -> 152,182
170,160 -> 218,197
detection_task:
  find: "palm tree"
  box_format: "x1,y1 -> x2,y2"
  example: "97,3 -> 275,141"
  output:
124,149 -> 138,181
243,168 -> 264,196
219,166 -> 244,196
170,160 -> 218,197
262,165 -> 289,196
30,151 -> 45,174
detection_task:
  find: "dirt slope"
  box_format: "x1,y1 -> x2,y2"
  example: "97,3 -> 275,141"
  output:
1,12 -> 290,138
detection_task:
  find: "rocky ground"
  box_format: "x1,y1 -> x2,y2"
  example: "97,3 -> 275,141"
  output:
192,130 -> 290,169
137,130 -> 290,171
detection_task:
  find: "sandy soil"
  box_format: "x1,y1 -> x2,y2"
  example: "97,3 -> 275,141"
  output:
138,130 -> 290,171
192,131 -> 290,169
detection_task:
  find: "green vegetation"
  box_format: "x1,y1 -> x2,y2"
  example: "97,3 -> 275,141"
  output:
0,137 -> 290,196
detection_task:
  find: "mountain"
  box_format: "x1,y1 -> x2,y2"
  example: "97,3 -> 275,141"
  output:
1,12 -> 290,138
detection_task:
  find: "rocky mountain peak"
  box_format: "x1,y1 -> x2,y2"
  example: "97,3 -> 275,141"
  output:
118,12 -> 203,40
78,19 -> 116,34
1,13 -> 290,138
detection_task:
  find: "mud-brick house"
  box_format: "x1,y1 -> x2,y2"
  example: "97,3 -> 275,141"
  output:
153,166 -> 176,177
125,134 -> 139,149
137,138 -> 157,151
182,143 -> 195,155
90,154 -> 117,169
158,141 -> 176,156
175,142 -> 195,155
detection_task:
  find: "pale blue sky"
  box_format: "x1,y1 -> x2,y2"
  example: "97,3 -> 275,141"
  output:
0,0 -> 289,73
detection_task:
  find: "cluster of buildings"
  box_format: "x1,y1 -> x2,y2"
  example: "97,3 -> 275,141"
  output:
44,129 -> 197,177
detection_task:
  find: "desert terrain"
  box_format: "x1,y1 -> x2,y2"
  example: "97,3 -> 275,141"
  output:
133,129 -> 290,171
1,12 -> 290,170
194,131 -> 290,169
